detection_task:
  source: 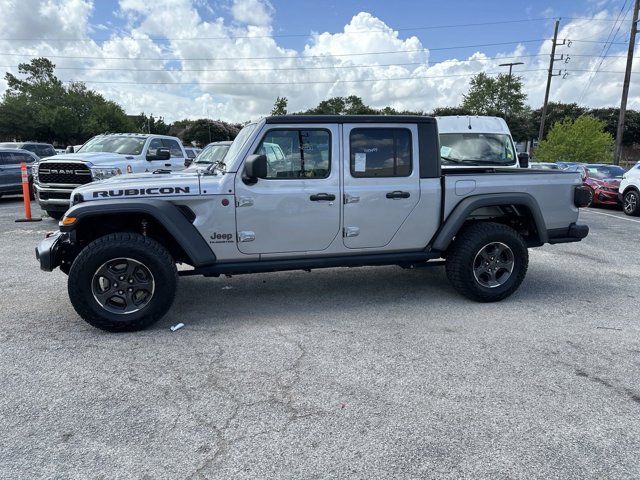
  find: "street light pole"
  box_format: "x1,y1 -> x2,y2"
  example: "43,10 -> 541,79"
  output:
499,62 -> 524,117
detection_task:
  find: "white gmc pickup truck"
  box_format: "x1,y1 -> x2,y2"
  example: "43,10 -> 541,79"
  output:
36,115 -> 591,332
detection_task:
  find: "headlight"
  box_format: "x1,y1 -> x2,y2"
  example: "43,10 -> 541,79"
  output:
32,163 -> 39,182
91,167 -> 122,180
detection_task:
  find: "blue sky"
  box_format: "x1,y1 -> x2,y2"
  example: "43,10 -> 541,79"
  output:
86,0 -> 631,59
0,0 -> 636,121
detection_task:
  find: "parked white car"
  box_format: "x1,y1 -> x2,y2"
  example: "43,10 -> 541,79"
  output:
619,162 -> 640,216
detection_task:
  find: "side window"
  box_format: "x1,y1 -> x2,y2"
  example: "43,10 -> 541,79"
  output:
254,129 -> 331,179
350,128 -> 412,177
162,139 -> 183,157
147,138 -> 163,156
37,145 -> 55,157
2,152 -> 25,165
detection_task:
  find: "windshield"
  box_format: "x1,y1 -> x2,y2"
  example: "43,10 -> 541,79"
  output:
78,136 -> 147,155
187,144 -> 230,169
586,165 -> 625,180
439,133 -> 516,166
224,123 -> 257,171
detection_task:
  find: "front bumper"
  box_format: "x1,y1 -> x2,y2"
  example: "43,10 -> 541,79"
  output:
591,188 -> 620,205
34,184 -> 73,210
35,231 -> 65,271
547,223 -> 590,244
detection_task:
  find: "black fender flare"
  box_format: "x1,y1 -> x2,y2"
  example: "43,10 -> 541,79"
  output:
62,199 -> 216,266
429,193 -> 548,251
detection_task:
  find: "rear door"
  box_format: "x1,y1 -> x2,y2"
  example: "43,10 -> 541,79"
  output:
162,138 -> 187,170
234,124 -> 340,254
342,124 -> 420,249
0,152 -> 23,192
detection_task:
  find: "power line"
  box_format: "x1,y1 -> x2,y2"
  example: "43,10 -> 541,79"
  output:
62,69 -> 549,86
0,18 -> 558,42
578,0 -> 631,102
0,54 -> 551,73
2,53 -> 636,74
0,39 -> 585,62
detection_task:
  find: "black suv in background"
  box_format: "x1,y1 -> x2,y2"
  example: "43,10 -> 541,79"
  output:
0,148 -> 37,197
0,142 -> 56,159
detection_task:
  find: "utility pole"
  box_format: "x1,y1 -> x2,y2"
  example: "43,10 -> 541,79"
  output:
538,19 -> 564,142
614,0 -> 640,165
499,61 -> 524,117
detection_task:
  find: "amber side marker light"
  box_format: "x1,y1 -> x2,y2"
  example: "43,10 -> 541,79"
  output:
60,216 -> 77,226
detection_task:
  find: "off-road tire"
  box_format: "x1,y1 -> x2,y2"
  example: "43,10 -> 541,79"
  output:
68,232 -> 178,332
445,222 -> 528,302
46,210 -> 64,220
623,189 -> 640,216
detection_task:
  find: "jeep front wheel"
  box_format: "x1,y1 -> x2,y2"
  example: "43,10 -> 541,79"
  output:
445,222 -> 529,302
68,232 -> 178,332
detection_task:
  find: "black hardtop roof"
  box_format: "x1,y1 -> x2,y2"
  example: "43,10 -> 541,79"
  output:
265,115 -> 435,125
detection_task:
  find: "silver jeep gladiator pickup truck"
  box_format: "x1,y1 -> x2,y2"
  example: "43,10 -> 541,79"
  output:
36,115 -> 591,332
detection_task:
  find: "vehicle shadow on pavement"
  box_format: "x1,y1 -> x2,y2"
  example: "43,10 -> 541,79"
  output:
173,266 -> 456,329
170,262 -> 586,331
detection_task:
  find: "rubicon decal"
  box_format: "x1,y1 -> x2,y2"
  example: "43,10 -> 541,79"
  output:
92,186 -> 190,198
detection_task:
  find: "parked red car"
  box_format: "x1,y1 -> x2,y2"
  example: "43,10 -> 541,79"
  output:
566,164 -> 626,207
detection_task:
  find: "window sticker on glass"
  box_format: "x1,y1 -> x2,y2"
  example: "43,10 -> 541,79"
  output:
440,146 -> 452,157
354,152 -> 367,172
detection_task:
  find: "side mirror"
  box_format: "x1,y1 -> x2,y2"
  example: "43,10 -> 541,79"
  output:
243,154 -> 267,184
65,146 -> 75,154
148,148 -> 171,161
517,152 -> 530,169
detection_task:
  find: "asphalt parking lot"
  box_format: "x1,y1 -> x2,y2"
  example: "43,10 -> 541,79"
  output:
1,196 -> 639,479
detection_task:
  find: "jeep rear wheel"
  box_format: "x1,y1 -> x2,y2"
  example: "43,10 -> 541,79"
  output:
445,222 -> 528,302
623,190 -> 640,216
68,232 -> 178,332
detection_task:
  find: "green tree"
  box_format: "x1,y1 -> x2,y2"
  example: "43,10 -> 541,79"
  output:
181,119 -> 240,147
0,57 -> 135,144
462,72 -> 526,116
271,96 -> 288,115
531,102 -> 586,139
134,113 -> 170,135
304,95 -> 378,115
535,115 -> 614,163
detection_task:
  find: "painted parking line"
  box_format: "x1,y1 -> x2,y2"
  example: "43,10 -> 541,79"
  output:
582,208 -> 640,224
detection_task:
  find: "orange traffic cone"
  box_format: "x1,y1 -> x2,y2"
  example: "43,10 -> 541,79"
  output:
15,162 -> 42,223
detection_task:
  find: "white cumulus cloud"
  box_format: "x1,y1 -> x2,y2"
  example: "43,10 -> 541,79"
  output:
0,1 -> 637,124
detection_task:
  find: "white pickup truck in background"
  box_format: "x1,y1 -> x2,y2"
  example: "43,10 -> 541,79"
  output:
33,133 -> 188,219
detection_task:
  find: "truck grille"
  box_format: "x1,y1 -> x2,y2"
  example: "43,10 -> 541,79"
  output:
38,162 -> 92,185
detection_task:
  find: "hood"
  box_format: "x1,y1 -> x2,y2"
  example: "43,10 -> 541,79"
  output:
71,170 -> 207,202
590,177 -> 621,188
42,152 -> 133,167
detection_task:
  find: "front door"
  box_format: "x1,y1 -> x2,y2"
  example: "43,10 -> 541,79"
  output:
342,124 -> 420,249
234,125 -> 341,255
